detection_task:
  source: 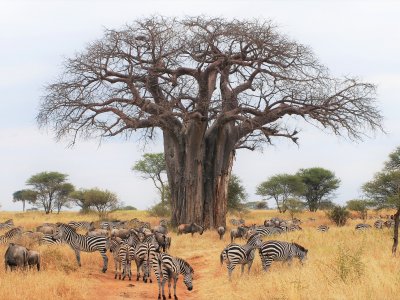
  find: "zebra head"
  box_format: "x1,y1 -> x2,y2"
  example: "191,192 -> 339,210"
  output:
181,261 -> 194,291
53,223 -> 74,241
292,242 -> 308,263
246,233 -> 263,248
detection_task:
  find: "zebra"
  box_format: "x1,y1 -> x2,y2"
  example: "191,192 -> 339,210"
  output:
279,224 -> 302,232
258,240 -> 308,272
317,225 -> 330,232
52,223 -> 109,273
217,226 -> 226,240
254,226 -> 284,237
40,234 -> 63,245
68,221 -> 95,231
220,233 -> 263,280
230,226 -> 248,243
0,227 -> 23,244
230,219 -> 245,226
134,239 -> 158,282
355,223 -> 371,231
0,219 -> 14,230
384,220 -> 394,229
152,252 -> 194,300
374,220 -> 384,229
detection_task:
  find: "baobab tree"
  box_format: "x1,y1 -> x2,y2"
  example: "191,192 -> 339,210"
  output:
38,17 -> 382,228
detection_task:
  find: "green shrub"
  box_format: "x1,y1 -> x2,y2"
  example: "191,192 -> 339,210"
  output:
327,205 -> 350,226
147,202 -> 171,217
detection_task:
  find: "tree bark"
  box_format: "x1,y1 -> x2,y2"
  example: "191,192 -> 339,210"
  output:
164,120 -> 236,229
392,208 -> 400,256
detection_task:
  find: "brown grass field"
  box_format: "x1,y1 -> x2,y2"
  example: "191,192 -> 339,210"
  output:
0,209 -> 400,300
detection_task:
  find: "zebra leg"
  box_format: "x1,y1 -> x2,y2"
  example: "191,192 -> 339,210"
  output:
74,250 -> 81,267
114,256 -> 118,279
100,250 -> 108,273
241,264 -> 245,276
161,275 -> 167,300
247,260 -> 254,274
135,258 -> 141,281
168,277 -> 172,299
227,263 -> 234,281
173,275 -> 178,300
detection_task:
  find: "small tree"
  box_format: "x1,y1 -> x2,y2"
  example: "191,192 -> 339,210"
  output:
227,174 -> 248,214
26,171 -> 71,214
286,198 -> 305,220
297,168 -> 341,212
83,188 -> 119,219
256,174 -> 304,213
69,189 -> 91,213
132,153 -> 169,203
12,189 -> 37,212
54,183 -> 75,214
255,201 -> 268,210
346,199 -> 372,220
327,205 -> 350,226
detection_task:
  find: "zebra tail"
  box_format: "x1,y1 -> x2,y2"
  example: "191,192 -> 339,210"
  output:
220,248 -> 227,265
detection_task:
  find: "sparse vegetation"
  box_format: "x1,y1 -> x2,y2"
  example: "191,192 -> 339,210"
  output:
327,205 -> 350,226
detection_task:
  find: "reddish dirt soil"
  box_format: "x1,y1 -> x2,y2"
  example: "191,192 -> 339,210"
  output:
86,257 -> 202,300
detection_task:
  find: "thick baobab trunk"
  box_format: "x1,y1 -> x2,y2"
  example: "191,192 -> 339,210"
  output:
164,121 -> 236,229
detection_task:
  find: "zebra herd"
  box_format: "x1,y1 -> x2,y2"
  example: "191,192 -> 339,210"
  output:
0,217 -> 193,300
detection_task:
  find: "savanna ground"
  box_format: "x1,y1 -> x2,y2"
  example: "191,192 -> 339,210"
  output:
0,210 -> 400,300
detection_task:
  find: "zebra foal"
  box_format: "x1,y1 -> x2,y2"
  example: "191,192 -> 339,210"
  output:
53,223 -> 109,273
152,253 -> 194,300
258,240 -> 308,272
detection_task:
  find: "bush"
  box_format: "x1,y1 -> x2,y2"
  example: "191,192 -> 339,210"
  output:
332,244 -> 365,282
147,201 -> 171,217
327,205 -> 350,226
120,205 -> 137,210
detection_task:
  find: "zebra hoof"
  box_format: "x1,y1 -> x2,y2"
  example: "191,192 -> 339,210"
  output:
114,274 -> 117,279
150,279 -> 152,283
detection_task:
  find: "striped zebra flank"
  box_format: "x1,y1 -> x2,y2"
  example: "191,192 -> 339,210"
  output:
40,234 -> 63,245
68,221 -> 95,231
220,233 -> 263,280
355,223 -> 371,231
254,226 -> 284,237
0,219 -> 14,230
53,223 -> 109,273
258,240 -> 308,272
152,252 -> 194,300
374,220 -> 384,229
0,227 -> 23,244
134,240 -> 158,283
317,225 -> 330,232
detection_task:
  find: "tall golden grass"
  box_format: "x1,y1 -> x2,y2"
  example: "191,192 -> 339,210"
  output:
0,210 -> 399,300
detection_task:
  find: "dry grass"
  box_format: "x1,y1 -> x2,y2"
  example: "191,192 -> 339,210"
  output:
0,210 -> 400,300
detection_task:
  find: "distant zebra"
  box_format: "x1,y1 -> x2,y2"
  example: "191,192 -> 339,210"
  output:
384,220 -> 394,229
53,223 -> 109,273
279,224 -> 302,232
0,227 -> 23,244
374,220 -> 384,229
40,234 -> 63,245
0,219 -> 14,230
230,226 -> 247,243
217,226 -> 226,240
152,252 -> 194,300
317,225 -> 329,232
258,240 -> 308,272
68,221 -> 95,231
220,233 -> 263,280
355,224 -> 371,231
254,226 -> 284,237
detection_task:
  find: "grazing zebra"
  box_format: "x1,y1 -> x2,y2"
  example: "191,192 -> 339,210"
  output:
68,221 -> 95,231
279,224 -> 302,232
355,223 -> 372,231
40,234 -> 63,245
0,219 -> 14,230
254,226 -> 284,237
134,241 -> 158,282
374,220 -> 384,229
0,227 -> 23,244
152,253 -> 194,300
220,233 -> 263,280
258,240 -> 308,272
52,223 -> 109,273
317,225 -> 330,232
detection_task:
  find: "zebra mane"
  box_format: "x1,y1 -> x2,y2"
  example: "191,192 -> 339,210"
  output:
57,223 -> 77,232
177,257 -> 194,274
246,233 -> 260,243
292,242 -> 307,252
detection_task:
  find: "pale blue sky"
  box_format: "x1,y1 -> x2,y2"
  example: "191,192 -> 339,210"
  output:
1,0 -> 399,210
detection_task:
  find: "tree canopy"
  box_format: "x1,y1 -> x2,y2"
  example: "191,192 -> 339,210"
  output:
227,174 -> 248,213
12,189 -> 37,212
37,16 -> 383,228
297,167 -> 340,212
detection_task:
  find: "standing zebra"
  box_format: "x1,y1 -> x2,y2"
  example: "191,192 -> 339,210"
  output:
0,227 -> 23,244
52,223 -> 109,273
220,233 -> 263,280
317,225 -> 330,232
374,220 -> 384,229
0,219 -> 14,230
254,226 -> 284,237
134,240 -> 158,283
68,221 -> 95,231
217,226 -> 226,240
355,223 -> 371,231
152,253 -> 194,300
258,240 -> 308,272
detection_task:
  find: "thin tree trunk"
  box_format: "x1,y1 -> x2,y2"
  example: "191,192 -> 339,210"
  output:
22,200 -> 25,212
392,208 -> 400,256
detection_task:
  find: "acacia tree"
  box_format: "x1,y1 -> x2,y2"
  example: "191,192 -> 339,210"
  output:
132,153 -> 169,203
54,183 -> 75,214
26,171 -> 70,214
297,167 -> 341,212
38,17 -> 382,228
83,188 -> 119,219
363,147 -> 400,255
12,189 -> 37,212
256,174 -> 304,213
